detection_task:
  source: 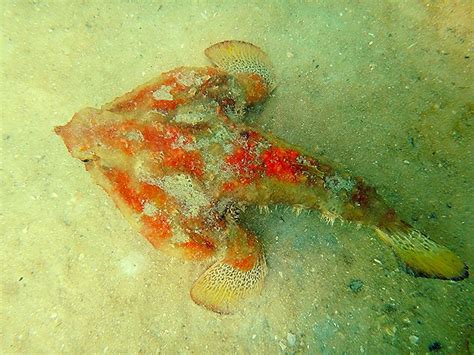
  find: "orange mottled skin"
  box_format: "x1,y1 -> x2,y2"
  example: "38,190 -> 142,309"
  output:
56,59 -> 468,297
55,41 -> 469,316
55,66 -> 391,262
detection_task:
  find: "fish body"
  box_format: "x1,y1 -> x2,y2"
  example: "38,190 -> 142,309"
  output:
56,41 -> 468,314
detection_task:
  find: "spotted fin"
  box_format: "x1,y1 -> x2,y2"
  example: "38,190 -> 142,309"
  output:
205,40 -> 276,92
374,226 -> 468,280
190,223 -> 267,314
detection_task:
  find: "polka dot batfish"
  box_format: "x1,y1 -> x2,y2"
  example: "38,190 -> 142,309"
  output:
55,41 -> 468,314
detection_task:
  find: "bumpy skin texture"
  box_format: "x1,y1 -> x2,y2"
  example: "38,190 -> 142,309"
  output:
56,66 -> 379,261
55,43 -> 468,313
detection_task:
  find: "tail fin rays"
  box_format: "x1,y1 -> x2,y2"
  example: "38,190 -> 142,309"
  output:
374,226 -> 468,280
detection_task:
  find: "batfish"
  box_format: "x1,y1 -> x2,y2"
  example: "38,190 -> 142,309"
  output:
55,41 -> 468,314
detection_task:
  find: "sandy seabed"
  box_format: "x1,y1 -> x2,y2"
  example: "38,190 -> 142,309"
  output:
1,1 -> 473,353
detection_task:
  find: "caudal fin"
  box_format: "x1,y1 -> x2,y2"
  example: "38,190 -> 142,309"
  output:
374,226 -> 468,280
205,40 -> 276,93
190,223 -> 267,314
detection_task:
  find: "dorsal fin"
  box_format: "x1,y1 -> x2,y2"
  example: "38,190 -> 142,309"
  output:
205,40 -> 276,92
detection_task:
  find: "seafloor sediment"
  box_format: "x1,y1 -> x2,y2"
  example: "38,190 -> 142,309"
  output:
1,1 -> 472,353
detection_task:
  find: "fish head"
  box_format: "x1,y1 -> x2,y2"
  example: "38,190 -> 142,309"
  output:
55,107 -> 105,164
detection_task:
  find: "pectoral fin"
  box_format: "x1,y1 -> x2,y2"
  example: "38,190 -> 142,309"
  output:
190,222 -> 267,314
205,40 -> 276,105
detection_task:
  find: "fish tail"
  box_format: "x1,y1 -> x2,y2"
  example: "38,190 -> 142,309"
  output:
374,224 -> 468,280
190,222 -> 267,314
329,177 -> 469,280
